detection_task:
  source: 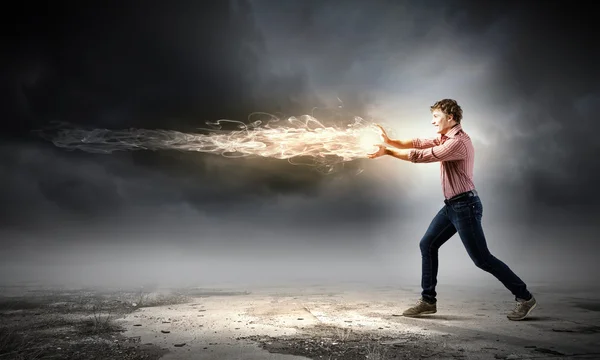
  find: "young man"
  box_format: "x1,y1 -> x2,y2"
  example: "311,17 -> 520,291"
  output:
368,99 -> 537,321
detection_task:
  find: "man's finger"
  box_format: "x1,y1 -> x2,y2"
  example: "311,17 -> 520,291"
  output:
376,124 -> 388,139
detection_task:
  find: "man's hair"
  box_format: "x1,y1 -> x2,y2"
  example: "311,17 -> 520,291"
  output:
430,99 -> 463,123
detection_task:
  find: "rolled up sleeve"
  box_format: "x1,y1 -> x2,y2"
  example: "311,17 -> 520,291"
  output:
408,138 -> 467,163
412,137 -> 440,149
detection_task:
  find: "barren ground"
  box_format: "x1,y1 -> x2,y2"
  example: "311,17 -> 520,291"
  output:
1,282 -> 599,359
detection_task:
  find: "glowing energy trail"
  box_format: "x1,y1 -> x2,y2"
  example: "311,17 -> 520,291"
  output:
41,114 -> 384,168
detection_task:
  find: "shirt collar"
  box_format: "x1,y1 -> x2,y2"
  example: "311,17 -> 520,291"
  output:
443,124 -> 462,139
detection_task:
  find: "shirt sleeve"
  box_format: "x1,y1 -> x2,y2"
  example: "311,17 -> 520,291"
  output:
408,138 -> 467,163
412,137 -> 440,149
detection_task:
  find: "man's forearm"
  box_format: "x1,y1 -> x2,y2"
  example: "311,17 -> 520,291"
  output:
385,138 -> 413,149
385,147 -> 412,161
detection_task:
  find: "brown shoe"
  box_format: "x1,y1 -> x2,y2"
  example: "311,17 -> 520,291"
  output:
507,296 -> 537,321
402,298 -> 437,317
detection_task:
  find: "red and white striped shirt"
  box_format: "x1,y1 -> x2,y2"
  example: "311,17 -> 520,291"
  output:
408,124 -> 475,199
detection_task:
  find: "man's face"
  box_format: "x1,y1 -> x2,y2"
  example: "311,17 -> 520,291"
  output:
431,108 -> 454,135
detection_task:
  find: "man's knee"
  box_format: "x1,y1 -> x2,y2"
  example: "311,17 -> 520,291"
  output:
471,254 -> 493,271
419,237 -> 435,253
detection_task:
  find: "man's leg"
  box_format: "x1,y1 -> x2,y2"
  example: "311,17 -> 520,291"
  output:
403,206 -> 456,316
419,206 -> 457,303
449,197 -> 536,320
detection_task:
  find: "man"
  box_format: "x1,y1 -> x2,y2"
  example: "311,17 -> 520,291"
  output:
368,99 -> 537,321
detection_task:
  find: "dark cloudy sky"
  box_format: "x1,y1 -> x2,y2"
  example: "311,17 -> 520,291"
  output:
1,1 -> 597,288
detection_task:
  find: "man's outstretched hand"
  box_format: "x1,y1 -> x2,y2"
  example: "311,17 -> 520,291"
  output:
367,124 -> 390,159
368,124 -> 412,161
375,124 -> 390,145
368,144 -> 387,159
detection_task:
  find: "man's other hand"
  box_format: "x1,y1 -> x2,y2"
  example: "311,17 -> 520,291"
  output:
368,144 -> 387,159
375,124 -> 390,144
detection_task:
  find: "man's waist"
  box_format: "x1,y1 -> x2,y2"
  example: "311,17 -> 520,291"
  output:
444,190 -> 478,204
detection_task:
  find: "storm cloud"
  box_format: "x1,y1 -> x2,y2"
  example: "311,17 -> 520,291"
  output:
0,0 -> 597,287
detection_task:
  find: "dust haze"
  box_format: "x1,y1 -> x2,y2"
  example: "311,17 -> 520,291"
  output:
1,1 -> 597,290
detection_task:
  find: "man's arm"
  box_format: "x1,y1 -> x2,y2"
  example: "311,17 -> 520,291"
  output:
385,138 -> 467,163
385,137 -> 439,149
385,138 -> 413,149
411,137 -> 440,149
384,147 -> 411,161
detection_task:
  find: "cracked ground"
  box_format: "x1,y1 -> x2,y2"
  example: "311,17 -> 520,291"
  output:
1,282 -> 599,359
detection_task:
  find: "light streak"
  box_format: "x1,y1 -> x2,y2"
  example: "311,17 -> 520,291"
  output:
38,113 -> 384,170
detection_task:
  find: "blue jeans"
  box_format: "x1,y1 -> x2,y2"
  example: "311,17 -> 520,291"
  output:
420,194 -> 532,303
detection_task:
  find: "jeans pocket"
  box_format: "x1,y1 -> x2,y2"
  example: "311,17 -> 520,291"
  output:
450,200 -> 470,212
450,199 -> 481,221
472,201 -> 483,220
